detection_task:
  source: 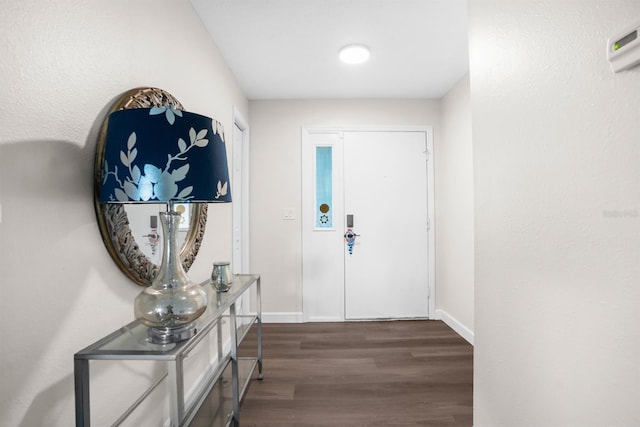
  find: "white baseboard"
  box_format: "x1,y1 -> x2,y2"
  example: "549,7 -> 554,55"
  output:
260,310 -> 474,347
304,316 -> 346,323
261,312 -> 304,323
435,309 -> 474,345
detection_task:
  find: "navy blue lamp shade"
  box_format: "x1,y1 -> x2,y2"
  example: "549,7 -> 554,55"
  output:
99,106 -> 231,204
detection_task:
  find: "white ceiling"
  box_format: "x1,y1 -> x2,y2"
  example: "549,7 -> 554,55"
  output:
191,0 -> 469,100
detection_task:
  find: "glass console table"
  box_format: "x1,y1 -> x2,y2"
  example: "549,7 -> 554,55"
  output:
74,274 -> 262,427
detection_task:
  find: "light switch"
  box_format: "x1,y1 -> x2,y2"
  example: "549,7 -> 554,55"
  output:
283,208 -> 295,220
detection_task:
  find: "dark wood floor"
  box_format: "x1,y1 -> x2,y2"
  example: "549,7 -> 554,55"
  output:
237,320 -> 473,427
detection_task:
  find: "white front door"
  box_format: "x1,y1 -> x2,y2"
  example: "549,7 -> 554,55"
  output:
302,127 -> 434,322
343,131 -> 430,319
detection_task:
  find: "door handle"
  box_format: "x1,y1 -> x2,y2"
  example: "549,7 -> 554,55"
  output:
344,228 -> 360,255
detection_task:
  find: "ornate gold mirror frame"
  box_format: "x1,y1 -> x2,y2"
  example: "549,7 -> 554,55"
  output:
94,87 -> 208,286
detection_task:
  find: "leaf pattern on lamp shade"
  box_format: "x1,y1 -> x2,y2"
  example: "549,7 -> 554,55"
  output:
101,105 -> 229,203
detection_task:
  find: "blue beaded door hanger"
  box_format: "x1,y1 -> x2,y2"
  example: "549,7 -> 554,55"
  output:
344,228 -> 360,255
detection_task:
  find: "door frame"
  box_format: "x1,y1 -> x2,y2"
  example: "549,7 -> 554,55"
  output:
232,107 -> 251,314
232,107 -> 250,274
301,125 -> 436,320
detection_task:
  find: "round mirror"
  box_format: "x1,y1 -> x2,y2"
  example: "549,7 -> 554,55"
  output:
94,87 -> 208,286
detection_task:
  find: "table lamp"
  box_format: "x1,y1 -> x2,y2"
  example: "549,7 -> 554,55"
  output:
99,104 -> 231,344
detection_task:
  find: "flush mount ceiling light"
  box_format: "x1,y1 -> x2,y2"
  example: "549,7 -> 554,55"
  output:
339,44 -> 370,64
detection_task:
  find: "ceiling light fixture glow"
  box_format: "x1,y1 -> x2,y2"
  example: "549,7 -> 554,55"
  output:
339,44 -> 370,64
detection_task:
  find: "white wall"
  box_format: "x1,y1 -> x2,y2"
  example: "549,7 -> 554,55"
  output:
248,100 -> 440,318
0,1 -> 247,425
435,75 -> 475,341
470,1 -> 640,425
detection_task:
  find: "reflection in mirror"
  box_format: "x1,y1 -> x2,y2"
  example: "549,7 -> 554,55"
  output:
94,87 -> 209,287
125,205 -> 191,265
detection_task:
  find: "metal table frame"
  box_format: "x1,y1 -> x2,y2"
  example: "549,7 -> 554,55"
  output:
74,274 -> 262,427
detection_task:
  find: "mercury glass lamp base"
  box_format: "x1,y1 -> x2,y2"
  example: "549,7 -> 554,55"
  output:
147,323 -> 197,345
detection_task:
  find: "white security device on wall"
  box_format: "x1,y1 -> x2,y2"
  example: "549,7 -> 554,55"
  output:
607,22 -> 640,72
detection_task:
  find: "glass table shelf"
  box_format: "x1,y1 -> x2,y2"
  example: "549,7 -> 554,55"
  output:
74,274 -> 262,427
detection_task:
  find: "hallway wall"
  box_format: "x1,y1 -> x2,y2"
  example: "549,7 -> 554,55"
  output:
436,75 -> 474,339
0,1 -> 247,425
249,99 -> 441,319
469,1 -> 640,425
